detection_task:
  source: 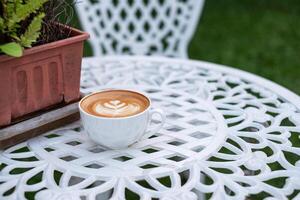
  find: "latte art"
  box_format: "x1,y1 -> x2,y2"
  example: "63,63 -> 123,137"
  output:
80,90 -> 149,118
93,100 -> 141,117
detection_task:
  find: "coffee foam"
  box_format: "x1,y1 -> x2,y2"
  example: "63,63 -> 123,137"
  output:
81,90 -> 149,118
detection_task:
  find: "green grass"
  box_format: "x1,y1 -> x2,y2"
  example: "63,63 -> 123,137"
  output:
189,0 -> 300,95
72,0 -> 300,95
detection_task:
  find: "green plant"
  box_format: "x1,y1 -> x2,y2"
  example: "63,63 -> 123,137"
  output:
0,0 -> 49,57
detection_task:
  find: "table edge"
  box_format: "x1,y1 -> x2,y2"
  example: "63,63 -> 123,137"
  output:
82,55 -> 300,110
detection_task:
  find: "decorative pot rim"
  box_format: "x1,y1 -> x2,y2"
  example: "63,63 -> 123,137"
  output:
0,24 -> 90,63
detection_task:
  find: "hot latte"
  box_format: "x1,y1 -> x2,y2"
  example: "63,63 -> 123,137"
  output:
80,90 -> 150,118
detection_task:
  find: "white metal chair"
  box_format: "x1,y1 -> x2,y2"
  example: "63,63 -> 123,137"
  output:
75,0 -> 205,58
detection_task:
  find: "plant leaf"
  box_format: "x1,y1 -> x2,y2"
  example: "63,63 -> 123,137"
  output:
0,42 -> 23,57
20,13 -> 45,48
8,0 -> 48,29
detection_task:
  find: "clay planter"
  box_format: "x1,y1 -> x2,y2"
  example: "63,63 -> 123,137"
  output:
0,25 -> 89,127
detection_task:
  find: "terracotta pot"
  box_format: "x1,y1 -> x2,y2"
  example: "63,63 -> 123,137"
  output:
0,25 -> 89,127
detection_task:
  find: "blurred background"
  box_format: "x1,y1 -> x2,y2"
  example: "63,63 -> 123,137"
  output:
71,0 -> 300,95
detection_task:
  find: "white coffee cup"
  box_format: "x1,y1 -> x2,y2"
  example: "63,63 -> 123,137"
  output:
79,89 -> 166,149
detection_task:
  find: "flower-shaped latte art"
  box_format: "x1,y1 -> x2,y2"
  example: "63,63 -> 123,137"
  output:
94,99 -> 141,117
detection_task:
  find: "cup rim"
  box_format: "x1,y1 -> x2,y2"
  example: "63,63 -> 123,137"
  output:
79,89 -> 152,120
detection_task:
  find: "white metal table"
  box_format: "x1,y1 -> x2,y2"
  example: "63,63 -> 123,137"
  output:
1,56 -> 300,200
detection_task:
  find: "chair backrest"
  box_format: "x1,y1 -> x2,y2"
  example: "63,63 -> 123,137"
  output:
75,0 -> 205,58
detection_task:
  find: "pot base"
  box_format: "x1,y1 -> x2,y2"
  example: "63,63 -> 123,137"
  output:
0,99 -> 81,149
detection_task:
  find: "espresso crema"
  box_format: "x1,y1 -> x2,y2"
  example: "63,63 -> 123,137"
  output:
81,90 -> 150,118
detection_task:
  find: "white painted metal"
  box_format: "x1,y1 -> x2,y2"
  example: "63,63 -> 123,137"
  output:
1,56 -> 300,200
75,0 -> 205,58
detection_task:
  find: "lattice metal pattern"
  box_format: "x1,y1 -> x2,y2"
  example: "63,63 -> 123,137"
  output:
0,86 -> 226,200
1,56 -> 300,200
75,0 -> 205,58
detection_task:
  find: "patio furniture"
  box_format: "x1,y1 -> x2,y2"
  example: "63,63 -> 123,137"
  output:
1,56 -> 299,199
75,0 -> 205,58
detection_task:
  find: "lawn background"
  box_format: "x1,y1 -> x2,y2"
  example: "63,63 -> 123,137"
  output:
72,0 -> 300,95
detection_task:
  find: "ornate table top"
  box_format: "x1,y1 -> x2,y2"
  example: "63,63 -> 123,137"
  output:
1,56 -> 300,200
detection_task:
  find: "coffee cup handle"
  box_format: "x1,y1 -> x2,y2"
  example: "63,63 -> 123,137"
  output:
141,109 -> 166,140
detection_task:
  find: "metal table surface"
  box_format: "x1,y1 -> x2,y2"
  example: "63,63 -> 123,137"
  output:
1,56 -> 300,200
